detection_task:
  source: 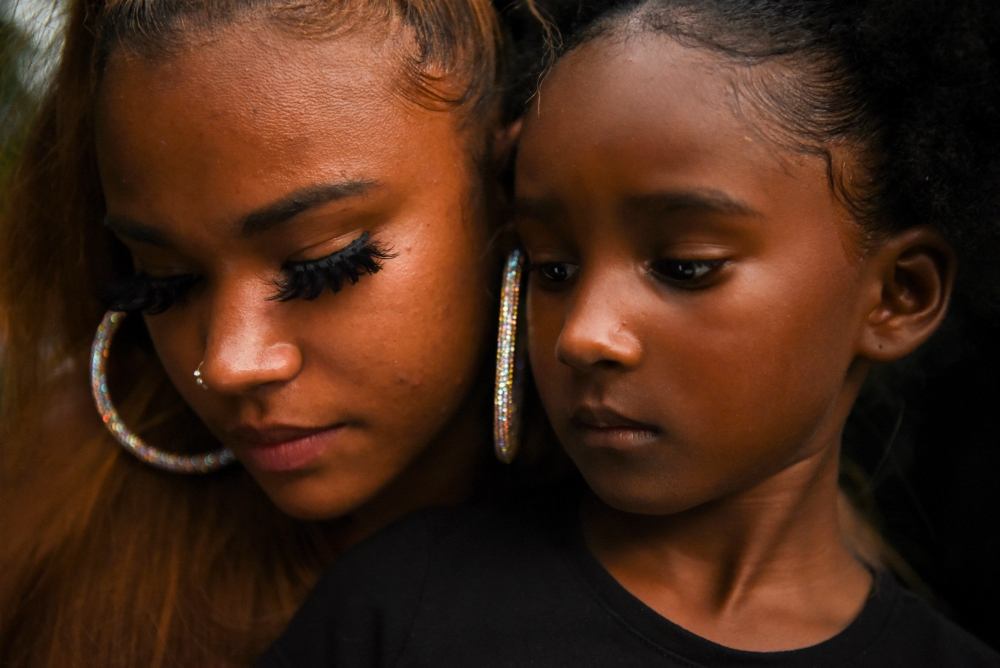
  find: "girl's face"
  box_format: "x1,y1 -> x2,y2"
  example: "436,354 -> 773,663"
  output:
95,26 -> 495,519
516,35 -> 879,515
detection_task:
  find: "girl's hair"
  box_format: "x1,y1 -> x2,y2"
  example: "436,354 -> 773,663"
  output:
507,0 -> 1000,582
516,0 -> 1000,305
0,0 -> 504,664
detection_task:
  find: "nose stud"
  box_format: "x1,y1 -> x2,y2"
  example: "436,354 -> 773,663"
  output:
193,362 -> 209,390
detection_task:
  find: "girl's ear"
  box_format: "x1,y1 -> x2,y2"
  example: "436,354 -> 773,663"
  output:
858,225 -> 956,362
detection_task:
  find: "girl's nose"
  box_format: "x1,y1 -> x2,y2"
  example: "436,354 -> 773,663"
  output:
198,283 -> 303,394
554,270 -> 643,371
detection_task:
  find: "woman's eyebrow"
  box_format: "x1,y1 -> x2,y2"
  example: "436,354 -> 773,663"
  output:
103,215 -> 173,246
102,180 -> 380,246
240,180 -> 379,236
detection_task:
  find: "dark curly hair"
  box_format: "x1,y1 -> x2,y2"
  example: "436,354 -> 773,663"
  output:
506,0 -> 1000,307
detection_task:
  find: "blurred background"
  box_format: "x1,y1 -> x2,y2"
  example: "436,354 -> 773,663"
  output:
2,0 -> 998,652
0,0 -> 62,177
840,303 -> 1000,651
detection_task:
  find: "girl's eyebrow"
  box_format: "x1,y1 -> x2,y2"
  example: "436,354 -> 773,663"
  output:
513,189 -> 759,222
623,189 -> 759,218
514,195 -> 561,219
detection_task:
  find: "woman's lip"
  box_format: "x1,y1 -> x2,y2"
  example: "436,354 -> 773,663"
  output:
232,425 -> 346,473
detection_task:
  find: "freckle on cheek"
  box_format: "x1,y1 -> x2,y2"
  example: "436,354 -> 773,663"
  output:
396,375 -> 422,388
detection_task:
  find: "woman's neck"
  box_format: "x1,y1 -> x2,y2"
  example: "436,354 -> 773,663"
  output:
332,381 -> 492,552
581,439 -> 872,652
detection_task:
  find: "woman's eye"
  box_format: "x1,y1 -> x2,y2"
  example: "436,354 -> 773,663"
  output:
271,232 -> 395,302
530,262 -> 578,288
650,259 -> 723,286
98,273 -> 202,315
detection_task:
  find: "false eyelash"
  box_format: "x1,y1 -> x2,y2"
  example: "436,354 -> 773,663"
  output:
271,232 -> 395,302
98,273 -> 203,315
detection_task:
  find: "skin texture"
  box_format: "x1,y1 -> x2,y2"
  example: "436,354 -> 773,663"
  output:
516,34 -> 954,651
95,24 -> 497,525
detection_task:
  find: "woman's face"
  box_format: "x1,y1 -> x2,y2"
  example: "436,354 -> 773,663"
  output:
516,35 -> 880,515
95,25 -> 495,519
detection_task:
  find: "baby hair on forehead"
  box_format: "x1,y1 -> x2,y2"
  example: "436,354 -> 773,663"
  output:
92,0 -> 505,131
516,0 -> 1000,310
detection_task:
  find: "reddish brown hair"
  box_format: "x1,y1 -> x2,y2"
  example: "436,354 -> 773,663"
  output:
0,0 -> 504,664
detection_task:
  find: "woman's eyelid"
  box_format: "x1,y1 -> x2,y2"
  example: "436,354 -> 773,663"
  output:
131,263 -> 202,280
286,229 -> 369,264
125,245 -> 203,277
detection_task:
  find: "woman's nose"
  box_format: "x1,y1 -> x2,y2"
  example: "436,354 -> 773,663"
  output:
554,269 -> 643,371
198,283 -> 303,394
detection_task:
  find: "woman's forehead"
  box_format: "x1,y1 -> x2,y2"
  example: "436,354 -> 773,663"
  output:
97,23 -> 401,112
93,25 -> 467,247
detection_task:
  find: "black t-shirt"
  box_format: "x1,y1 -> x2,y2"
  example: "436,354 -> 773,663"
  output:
257,504 -> 1000,667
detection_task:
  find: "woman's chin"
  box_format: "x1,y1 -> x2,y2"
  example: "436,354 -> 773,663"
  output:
251,470 -> 377,521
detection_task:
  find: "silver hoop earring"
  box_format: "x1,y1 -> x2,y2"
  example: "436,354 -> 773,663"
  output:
494,250 -> 525,463
90,311 -> 236,474
193,362 -> 208,390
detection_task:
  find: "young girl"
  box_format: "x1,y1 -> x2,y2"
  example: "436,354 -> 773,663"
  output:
0,0 -> 519,664
258,0 -> 1000,665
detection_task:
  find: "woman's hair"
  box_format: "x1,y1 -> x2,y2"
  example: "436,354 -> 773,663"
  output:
507,0 -> 1000,581
0,0 -> 505,664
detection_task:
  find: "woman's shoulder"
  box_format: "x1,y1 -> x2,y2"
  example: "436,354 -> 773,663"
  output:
324,500 -> 571,592
256,501 -> 579,668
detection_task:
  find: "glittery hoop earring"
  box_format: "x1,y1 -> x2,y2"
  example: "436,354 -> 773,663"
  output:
494,250 -> 526,463
90,311 -> 236,474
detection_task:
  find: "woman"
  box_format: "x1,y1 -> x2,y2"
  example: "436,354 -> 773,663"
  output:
0,0 -> 518,663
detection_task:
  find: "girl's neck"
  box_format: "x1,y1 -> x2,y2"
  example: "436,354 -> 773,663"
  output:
580,439 -> 872,652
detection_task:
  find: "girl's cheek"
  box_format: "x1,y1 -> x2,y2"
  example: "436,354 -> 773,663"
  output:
526,288 -> 570,404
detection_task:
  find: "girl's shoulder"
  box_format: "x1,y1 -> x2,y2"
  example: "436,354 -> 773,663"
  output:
257,504 -> 1000,668
877,578 -> 1000,667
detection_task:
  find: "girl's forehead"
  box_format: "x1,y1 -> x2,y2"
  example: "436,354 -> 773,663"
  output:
518,35 -> 795,190
514,31 -> 856,252
522,36 -> 748,161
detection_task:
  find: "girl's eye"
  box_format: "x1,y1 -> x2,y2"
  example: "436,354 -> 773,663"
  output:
270,232 -> 395,302
530,262 -> 578,288
650,259 -> 723,287
98,273 -> 202,315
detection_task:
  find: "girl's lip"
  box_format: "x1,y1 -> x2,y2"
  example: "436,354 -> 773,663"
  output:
570,406 -> 660,450
572,425 -> 660,450
233,424 -> 346,473
570,405 -> 658,431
